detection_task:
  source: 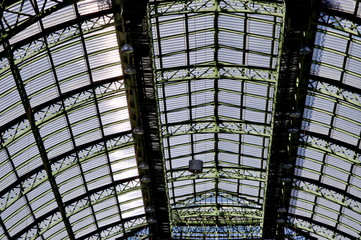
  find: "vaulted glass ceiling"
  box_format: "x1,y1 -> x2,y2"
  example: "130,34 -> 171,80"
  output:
0,0 -> 361,240
148,0 -> 282,238
288,2 -> 361,239
0,0 -> 147,239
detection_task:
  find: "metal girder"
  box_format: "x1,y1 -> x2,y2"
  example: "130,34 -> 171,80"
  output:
166,167 -> 266,182
154,65 -> 277,84
0,132 -> 133,213
173,218 -> 262,226
113,0 -> 171,239
0,3 -> 128,238
0,142 -> 31,239
173,204 -> 261,210
0,76 -> 125,145
293,176 -> 361,207
288,214 -> 356,240
1,1 -> 149,240
308,76 -> 361,108
161,120 -> 271,137
283,226 -> 318,240
318,8 -> 361,36
9,176 -> 141,239
173,189 -> 263,207
262,0 -> 320,238
148,0 -> 281,238
77,214 -> 148,240
69,4 -> 133,236
0,124 -> 46,240
172,225 -> 261,239
1,39 -> 76,239
172,207 -> 263,222
148,0 -> 283,17
115,225 -> 149,240
0,217 -> 11,240
0,0 -> 78,45
0,8 -> 114,59
301,130 -> 361,158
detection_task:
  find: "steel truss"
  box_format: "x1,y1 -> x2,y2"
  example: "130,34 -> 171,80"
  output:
261,0 -> 320,238
285,2 -> 361,239
2,0 -> 361,239
287,215 -> 355,240
1,0 -> 144,239
172,225 -> 261,239
148,0 -> 283,238
113,0 -> 171,238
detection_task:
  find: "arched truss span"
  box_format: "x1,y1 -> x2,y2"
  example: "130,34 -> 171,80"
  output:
0,0 -> 146,239
1,0 -> 361,239
286,1 -> 361,239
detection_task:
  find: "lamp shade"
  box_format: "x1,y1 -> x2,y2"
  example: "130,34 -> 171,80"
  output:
121,43 -> 134,54
148,217 -> 157,224
289,111 -> 301,118
189,159 -> 203,173
133,126 -> 144,135
139,161 -> 149,170
146,206 -> 156,214
124,66 -> 136,75
141,176 -> 151,183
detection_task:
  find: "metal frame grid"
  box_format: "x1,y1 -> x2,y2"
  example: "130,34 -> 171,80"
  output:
1,0 -> 361,239
0,0 -> 147,239
148,0 -> 284,238
287,2 -> 361,240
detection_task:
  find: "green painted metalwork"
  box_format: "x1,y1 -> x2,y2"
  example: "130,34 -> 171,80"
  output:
148,0 -> 283,238
0,1 -> 147,239
1,0 -> 361,239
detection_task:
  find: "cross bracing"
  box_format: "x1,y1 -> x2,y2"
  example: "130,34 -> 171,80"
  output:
1,0 -> 361,240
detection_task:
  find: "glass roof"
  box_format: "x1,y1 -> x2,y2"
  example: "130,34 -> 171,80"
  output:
149,0 -> 283,238
1,0 -> 361,239
288,2 -> 361,240
0,0 -> 147,239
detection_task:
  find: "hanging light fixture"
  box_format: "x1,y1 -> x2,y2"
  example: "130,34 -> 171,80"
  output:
148,217 -> 157,224
146,206 -> 156,214
282,177 -> 292,183
139,161 -> 149,170
124,66 -> 136,75
188,159 -> 203,173
299,46 -> 311,55
277,207 -> 287,213
288,127 -> 299,133
141,176 -> 151,184
282,163 -> 293,169
289,111 -> 301,118
276,218 -> 285,224
121,43 -> 134,54
133,126 -> 144,135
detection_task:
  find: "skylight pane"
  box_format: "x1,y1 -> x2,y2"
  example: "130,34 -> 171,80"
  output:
150,1 -> 283,236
